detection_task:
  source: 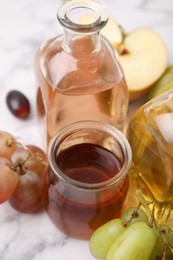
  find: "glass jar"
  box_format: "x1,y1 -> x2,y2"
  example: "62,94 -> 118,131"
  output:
44,121 -> 131,239
126,89 -> 173,227
35,0 -> 128,147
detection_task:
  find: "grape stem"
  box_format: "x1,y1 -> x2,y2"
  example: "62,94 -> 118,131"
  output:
6,138 -> 15,147
10,152 -> 30,174
136,190 -> 173,257
6,138 -> 47,166
20,143 -> 47,166
122,203 -> 142,227
14,141 -> 47,166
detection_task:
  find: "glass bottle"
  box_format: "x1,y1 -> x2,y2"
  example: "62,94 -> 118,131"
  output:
35,0 -> 128,146
44,120 -> 132,239
126,89 -> 173,227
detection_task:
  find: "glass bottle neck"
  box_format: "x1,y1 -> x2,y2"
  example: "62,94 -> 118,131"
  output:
57,0 -> 108,55
62,28 -> 101,55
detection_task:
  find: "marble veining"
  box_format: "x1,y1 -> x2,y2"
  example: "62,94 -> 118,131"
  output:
0,0 -> 173,259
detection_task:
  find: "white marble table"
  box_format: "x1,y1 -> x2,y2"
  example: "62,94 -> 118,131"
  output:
0,0 -> 173,259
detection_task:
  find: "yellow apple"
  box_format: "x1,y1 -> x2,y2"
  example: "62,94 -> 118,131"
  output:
80,15 -> 169,101
119,28 -> 168,100
101,17 -> 169,100
80,16 -> 124,49
101,17 -> 124,49
149,65 -> 173,99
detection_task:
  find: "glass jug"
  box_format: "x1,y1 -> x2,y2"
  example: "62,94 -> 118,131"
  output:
34,0 -> 128,146
126,89 -> 173,227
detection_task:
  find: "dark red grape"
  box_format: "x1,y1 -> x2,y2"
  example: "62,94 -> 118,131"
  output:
6,90 -> 31,119
9,171 -> 43,213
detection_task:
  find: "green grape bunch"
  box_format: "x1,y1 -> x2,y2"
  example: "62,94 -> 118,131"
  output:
89,191 -> 173,260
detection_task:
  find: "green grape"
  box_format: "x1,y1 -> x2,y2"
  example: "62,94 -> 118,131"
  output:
122,207 -> 148,224
149,225 -> 173,260
106,221 -> 156,260
164,225 -> 173,247
165,227 -> 173,259
89,219 -> 125,259
149,229 -> 164,260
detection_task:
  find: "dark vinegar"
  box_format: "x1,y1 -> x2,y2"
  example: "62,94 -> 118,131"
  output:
44,143 -> 129,239
57,143 -> 122,183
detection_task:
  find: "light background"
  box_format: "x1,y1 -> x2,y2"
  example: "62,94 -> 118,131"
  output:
0,1 -> 173,259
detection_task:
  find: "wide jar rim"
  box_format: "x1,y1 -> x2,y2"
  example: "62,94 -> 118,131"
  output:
48,121 -> 132,191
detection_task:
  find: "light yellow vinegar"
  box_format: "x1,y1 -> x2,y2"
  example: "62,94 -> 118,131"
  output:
126,91 -> 173,227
